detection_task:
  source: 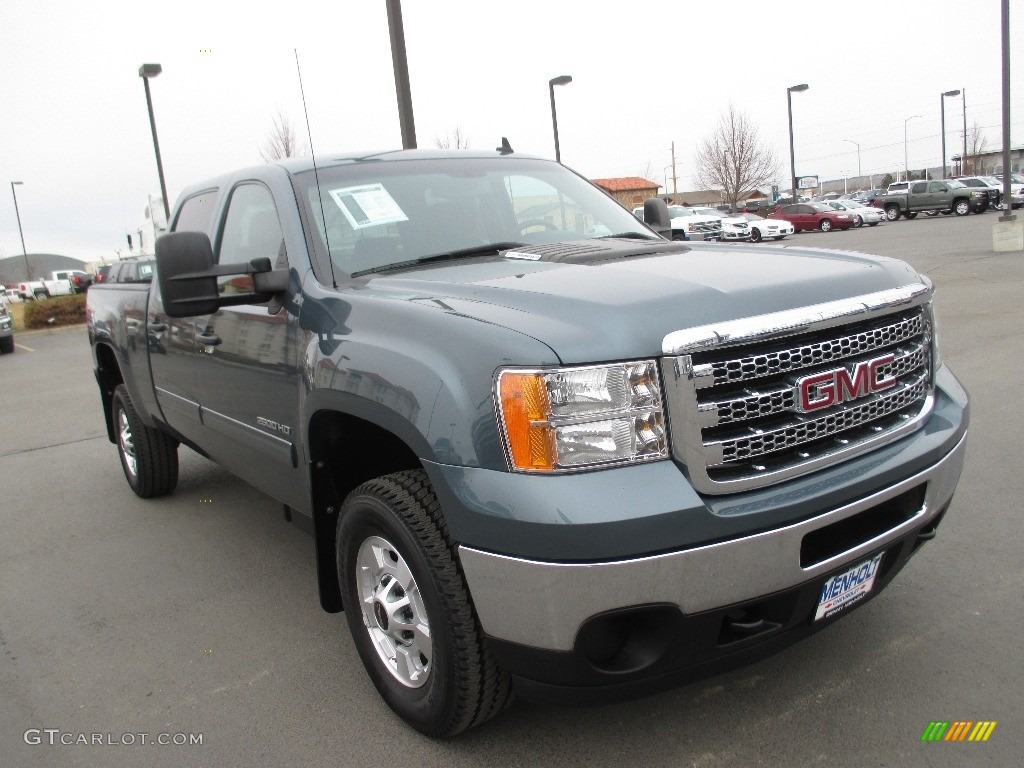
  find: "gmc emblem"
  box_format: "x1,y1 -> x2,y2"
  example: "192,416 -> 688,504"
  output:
796,354 -> 896,412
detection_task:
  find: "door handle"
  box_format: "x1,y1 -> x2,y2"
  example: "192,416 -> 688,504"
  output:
197,332 -> 222,346
149,322 -> 168,332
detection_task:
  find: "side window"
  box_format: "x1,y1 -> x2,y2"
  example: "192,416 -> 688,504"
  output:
173,190 -> 219,234
910,182 -> 927,194
929,182 -> 946,193
216,183 -> 285,296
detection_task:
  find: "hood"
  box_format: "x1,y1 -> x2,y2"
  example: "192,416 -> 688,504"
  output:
356,239 -> 922,364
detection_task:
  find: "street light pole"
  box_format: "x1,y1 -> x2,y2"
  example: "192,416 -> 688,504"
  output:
961,89 -> 968,175
787,84 -> 809,203
940,89 -> 961,179
904,115 -> 922,182
10,181 -> 30,281
548,75 -> 572,163
138,63 -> 170,224
844,140 -> 861,185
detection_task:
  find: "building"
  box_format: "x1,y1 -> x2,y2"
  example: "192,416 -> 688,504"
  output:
590,177 -> 659,209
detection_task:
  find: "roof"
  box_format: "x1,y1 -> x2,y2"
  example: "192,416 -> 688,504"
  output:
590,177 -> 659,192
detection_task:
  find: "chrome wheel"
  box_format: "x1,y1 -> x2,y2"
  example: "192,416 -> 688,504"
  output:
356,535 -> 432,688
117,406 -> 138,477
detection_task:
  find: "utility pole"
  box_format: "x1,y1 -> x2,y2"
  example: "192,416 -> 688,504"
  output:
386,0 -> 417,149
671,141 -> 678,203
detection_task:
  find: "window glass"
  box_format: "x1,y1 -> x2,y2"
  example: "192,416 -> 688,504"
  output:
216,183 -> 284,296
928,182 -> 945,193
173,190 -> 219,234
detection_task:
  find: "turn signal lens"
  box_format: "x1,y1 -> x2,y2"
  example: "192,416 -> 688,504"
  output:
499,372 -> 555,471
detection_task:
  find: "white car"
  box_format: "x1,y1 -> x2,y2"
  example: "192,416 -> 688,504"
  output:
827,200 -> 884,227
692,207 -> 751,241
737,213 -> 794,242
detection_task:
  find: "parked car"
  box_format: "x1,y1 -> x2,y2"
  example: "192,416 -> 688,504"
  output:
991,173 -> 1024,208
40,269 -> 89,298
632,205 -> 723,241
17,280 -> 46,300
0,286 -> 23,304
878,179 -> 987,220
955,176 -> 1003,209
743,199 -> 773,214
737,212 -> 794,242
826,200 -> 884,227
69,271 -> 94,293
852,189 -> 886,207
0,301 -> 14,354
769,203 -> 855,232
692,207 -> 751,241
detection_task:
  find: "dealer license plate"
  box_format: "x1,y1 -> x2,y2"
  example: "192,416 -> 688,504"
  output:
814,553 -> 884,621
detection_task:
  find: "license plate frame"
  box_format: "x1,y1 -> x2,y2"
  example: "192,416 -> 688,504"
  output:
814,552 -> 885,622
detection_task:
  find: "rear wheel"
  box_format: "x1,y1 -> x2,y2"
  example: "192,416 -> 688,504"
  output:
0,336 -> 13,354
33,291 -> 47,300
853,214 -> 863,227
112,384 -> 178,498
819,219 -> 833,232
884,205 -> 900,221
337,470 -> 513,736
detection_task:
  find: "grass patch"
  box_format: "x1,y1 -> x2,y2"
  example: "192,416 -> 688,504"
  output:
23,294 -> 86,329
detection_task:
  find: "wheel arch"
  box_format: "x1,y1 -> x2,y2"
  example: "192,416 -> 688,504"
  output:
306,408 -> 428,613
94,342 -> 124,444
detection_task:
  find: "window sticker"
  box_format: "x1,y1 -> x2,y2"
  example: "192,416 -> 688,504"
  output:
328,184 -> 408,230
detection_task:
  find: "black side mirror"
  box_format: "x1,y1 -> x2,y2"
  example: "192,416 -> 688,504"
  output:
155,232 -> 218,317
155,232 -> 290,318
642,198 -> 673,238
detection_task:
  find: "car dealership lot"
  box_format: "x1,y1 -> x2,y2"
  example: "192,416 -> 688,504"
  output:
1,212 -> 1021,766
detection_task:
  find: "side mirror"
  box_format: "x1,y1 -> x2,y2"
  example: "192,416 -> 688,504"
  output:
642,198 -> 673,238
155,232 -> 289,318
155,232 -> 219,317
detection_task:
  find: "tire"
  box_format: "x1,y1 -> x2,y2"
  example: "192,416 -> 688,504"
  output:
868,222 -> 879,226
853,214 -> 863,227
749,227 -> 762,243
336,470 -> 513,737
904,211 -> 918,219
111,384 -> 178,498
34,291 -> 47,300
819,219 -> 833,232
953,199 -> 971,216
925,211 -> 939,217
0,336 -> 13,354
884,205 -> 900,221
774,235 -> 787,240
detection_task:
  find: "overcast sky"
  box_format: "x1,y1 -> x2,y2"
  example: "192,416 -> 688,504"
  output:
0,0 -> 1020,263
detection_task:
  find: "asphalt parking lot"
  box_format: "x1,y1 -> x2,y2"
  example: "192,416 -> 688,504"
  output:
1,211 -> 1021,767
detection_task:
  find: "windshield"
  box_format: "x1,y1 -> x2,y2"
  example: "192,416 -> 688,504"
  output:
809,203 -> 835,212
296,157 -> 653,276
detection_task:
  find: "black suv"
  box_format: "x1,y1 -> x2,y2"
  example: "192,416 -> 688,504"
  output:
94,259 -> 155,285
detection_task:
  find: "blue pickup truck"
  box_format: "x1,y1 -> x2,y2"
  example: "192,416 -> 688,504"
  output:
87,149 -> 969,736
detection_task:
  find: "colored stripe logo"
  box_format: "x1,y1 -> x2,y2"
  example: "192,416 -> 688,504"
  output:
921,721 -> 997,742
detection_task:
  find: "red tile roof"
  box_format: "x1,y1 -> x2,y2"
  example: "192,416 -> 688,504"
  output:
590,177 -> 659,192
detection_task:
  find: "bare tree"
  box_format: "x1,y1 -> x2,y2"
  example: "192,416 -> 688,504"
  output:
964,122 -> 989,175
694,105 -> 778,211
259,109 -> 306,162
435,127 -> 470,149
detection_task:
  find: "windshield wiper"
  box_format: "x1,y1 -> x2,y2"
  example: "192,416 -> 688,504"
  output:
350,242 -> 527,277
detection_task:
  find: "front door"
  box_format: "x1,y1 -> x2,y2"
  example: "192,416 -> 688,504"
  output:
188,182 -> 305,508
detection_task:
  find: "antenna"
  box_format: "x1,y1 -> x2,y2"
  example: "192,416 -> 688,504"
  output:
295,49 -> 337,288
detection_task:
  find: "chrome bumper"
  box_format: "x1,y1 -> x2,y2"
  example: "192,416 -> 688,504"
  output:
459,432 -> 967,651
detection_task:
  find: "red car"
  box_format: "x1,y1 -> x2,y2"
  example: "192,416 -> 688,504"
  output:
769,203 -> 855,232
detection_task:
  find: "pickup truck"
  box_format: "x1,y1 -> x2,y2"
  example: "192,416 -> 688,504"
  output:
879,179 -> 987,221
87,149 -> 969,737
632,204 -> 723,240
39,270 -> 85,297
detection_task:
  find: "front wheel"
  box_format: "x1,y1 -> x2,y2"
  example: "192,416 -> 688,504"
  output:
819,219 -> 833,232
336,470 -> 512,736
954,199 -> 971,216
749,227 -> 762,243
112,384 -> 178,497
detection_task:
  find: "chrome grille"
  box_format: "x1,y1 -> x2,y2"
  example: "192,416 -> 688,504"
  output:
661,285 -> 935,494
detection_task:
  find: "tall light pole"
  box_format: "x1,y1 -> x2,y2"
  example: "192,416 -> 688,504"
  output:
787,83 -> 809,202
10,181 -> 30,281
904,115 -> 922,182
138,63 -> 170,223
548,75 -> 572,163
961,89 -> 968,175
844,140 -> 861,186
940,89 -> 961,179
386,0 -> 417,151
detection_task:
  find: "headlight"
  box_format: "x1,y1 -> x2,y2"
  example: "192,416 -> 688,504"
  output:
495,361 -> 668,472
